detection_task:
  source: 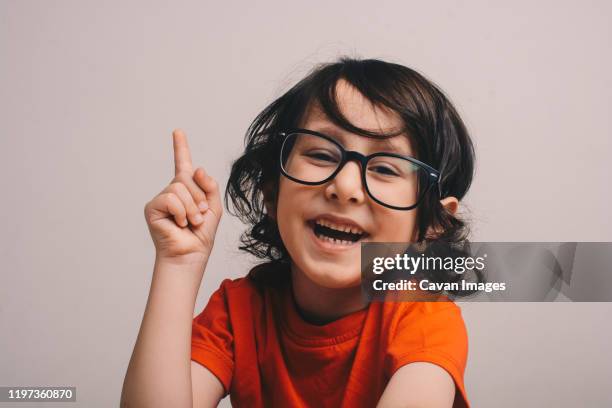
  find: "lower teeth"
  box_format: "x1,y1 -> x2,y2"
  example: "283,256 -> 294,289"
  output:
316,233 -> 353,245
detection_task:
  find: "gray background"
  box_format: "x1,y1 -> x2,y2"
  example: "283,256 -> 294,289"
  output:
1,0 -> 611,407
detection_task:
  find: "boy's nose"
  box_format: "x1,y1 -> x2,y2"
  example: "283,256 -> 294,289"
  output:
324,161 -> 366,205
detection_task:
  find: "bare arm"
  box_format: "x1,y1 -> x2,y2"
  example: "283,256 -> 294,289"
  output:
376,362 -> 456,408
191,361 -> 225,407
120,130 -> 225,407
121,258 -> 225,407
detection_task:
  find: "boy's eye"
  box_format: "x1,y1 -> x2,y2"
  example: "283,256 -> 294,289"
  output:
368,165 -> 400,176
304,151 -> 339,163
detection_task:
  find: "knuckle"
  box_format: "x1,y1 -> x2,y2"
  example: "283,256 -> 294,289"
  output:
185,180 -> 205,201
168,182 -> 184,193
162,192 -> 178,205
174,171 -> 191,183
192,190 -> 206,203
186,203 -> 198,215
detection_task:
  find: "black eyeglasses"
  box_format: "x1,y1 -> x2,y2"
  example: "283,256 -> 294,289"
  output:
279,129 -> 441,211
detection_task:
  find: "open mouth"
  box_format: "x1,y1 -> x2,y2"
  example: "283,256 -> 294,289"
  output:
307,219 -> 369,246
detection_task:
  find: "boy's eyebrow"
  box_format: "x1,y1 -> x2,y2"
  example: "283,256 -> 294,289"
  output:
308,124 -> 345,140
308,124 -> 412,155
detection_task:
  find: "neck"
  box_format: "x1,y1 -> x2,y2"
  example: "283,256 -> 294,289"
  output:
289,263 -> 368,325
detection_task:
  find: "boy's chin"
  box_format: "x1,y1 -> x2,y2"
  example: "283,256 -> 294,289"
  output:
305,269 -> 362,290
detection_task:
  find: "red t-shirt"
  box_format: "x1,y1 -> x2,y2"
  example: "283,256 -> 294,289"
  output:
191,263 -> 470,407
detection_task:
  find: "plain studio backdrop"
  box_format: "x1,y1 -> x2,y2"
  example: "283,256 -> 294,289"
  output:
1,1 -> 611,406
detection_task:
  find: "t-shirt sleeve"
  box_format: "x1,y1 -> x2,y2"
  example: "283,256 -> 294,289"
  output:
191,279 -> 235,395
386,302 -> 470,408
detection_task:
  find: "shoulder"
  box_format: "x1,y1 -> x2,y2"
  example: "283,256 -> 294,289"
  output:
217,275 -> 258,293
202,261 -> 290,313
384,300 -> 468,372
384,301 -> 470,407
381,300 -> 465,336
390,298 -> 464,326
404,300 -> 465,331
205,276 -> 263,311
394,301 -> 467,347
192,275 -> 266,338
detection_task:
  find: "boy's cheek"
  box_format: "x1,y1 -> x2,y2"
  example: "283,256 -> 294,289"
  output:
376,216 -> 418,242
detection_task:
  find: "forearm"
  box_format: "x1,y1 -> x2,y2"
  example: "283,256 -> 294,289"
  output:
121,256 -> 207,408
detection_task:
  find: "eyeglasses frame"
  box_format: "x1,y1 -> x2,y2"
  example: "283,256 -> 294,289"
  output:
278,128 -> 441,211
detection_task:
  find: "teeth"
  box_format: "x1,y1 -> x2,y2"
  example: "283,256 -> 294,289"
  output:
317,234 -> 354,245
314,219 -> 364,235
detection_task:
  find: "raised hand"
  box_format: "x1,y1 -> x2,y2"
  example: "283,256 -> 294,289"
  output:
144,129 -> 223,265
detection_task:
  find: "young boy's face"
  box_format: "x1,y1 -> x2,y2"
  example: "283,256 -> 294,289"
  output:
275,79 -> 421,289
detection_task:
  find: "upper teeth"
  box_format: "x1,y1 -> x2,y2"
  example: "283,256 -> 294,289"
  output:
315,219 -> 364,235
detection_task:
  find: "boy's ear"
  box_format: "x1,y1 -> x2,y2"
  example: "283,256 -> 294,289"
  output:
424,197 -> 459,238
440,196 -> 459,216
421,196 -> 460,241
262,181 -> 277,220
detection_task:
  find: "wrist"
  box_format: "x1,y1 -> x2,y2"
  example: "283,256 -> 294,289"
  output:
154,252 -> 209,270
151,255 -> 208,305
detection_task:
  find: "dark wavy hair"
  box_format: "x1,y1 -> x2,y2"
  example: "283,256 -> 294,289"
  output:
225,57 -> 476,284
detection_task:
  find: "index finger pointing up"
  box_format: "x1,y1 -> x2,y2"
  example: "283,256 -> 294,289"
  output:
173,129 -> 193,176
